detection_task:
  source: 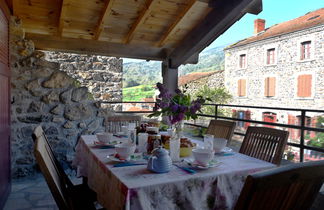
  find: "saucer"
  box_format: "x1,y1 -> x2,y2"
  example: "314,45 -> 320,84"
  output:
214,147 -> 233,154
94,140 -> 120,146
185,158 -> 221,169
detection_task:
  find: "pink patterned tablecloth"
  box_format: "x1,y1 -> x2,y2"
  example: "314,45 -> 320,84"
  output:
73,135 -> 275,210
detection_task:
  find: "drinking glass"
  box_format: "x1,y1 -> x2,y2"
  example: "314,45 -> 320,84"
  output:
138,133 -> 148,153
169,138 -> 180,162
204,134 -> 214,150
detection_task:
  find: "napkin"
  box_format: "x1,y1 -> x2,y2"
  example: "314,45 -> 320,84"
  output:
113,163 -> 146,167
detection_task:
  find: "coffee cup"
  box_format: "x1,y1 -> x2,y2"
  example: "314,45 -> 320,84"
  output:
192,148 -> 214,166
96,132 -> 112,143
115,143 -> 136,160
213,138 -> 228,153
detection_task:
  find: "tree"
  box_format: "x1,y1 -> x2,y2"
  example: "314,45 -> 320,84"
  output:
194,85 -> 232,117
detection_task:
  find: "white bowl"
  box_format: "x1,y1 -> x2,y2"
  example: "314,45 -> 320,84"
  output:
192,148 -> 214,166
213,138 -> 228,153
115,143 -> 136,160
96,132 -> 111,143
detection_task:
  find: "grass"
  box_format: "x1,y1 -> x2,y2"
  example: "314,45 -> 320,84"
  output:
123,85 -> 155,101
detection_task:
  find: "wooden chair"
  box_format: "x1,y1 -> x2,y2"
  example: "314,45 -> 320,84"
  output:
206,120 -> 236,142
239,126 -> 289,165
235,160 -> 324,210
105,114 -> 141,133
32,126 -> 97,210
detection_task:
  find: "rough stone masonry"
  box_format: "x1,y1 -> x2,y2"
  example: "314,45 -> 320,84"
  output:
10,17 -> 121,177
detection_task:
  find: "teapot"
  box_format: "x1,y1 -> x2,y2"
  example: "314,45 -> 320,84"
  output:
147,146 -> 172,173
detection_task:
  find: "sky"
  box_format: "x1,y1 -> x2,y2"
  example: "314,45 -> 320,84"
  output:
206,0 -> 324,50
123,0 -> 323,63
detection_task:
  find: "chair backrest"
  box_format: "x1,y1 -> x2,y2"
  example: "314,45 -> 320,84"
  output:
105,114 -> 141,133
239,126 -> 289,165
235,160 -> 324,210
206,120 -> 236,142
33,126 -> 72,210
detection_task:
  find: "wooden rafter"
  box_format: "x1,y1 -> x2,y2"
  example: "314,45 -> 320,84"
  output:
57,0 -> 70,36
168,0 -> 262,68
93,0 -> 115,40
26,33 -> 167,61
123,0 -> 155,44
157,0 -> 197,47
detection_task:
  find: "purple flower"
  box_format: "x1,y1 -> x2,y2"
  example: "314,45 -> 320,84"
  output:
171,104 -> 179,112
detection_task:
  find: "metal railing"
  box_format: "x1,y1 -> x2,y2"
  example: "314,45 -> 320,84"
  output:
102,101 -> 324,162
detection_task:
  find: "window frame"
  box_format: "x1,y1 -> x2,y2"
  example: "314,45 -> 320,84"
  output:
297,36 -> 315,62
237,50 -> 248,69
264,44 -> 278,66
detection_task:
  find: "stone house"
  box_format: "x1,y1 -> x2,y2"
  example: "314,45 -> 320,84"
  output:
224,8 -> 324,142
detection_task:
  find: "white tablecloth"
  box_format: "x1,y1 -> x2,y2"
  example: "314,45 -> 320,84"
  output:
73,135 -> 275,210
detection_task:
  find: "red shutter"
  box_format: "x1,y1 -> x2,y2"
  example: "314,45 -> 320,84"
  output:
288,114 -> 297,140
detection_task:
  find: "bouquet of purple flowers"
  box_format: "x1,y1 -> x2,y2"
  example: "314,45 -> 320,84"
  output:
149,83 -> 209,124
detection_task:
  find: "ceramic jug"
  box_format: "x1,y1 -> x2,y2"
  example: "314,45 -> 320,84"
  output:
147,146 -> 172,173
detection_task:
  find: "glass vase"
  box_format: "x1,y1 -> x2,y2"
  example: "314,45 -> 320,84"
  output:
173,120 -> 184,140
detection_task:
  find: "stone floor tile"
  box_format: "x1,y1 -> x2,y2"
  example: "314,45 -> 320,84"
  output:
3,198 -> 32,210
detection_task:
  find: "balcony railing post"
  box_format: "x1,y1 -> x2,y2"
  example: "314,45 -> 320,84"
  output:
300,110 -> 306,162
215,104 -> 218,119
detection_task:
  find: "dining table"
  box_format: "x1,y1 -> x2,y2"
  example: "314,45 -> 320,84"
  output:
73,135 -> 276,210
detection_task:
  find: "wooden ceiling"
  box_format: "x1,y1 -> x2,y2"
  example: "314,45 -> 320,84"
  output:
6,0 -> 262,68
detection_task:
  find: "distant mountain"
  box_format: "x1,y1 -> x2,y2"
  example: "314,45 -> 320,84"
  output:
123,45 -> 225,87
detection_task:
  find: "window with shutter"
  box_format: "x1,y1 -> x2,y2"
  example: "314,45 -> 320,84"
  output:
264,77 -> 276,97
297,74 -> 312,97
266,48 -> 275,65
300,41 -> 311,60
239,54 -> 246,68
238,79 -> 246,97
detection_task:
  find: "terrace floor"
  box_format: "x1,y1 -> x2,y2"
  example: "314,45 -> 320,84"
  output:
3,172 -> 324,210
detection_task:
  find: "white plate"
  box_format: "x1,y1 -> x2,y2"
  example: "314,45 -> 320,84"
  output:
185,158 -> 222,169
107,153 -> 146,163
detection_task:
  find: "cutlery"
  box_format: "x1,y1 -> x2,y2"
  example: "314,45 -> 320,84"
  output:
173,164 -> 196,174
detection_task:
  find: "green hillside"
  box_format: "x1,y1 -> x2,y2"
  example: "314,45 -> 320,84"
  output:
122,46 -> 226,101
123,85 -> 155,101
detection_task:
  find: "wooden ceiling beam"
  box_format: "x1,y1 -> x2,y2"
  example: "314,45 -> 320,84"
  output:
168,0 -> 262,68
57,0 -> 70,36
26,33 -> 167,61
157,0 -> 197,47
123,0 -> 155,44
93,0 -> 115,40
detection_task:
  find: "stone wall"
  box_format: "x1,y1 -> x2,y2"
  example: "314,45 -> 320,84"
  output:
179,70 -> 225,95
224,25 -> 324,111
44,52 -> 123,102
224,25 -> 324,124
10,17 -> 110,177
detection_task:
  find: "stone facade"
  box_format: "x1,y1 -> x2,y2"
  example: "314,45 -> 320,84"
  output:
179,70 -> 225,95
45,52 -> 123,102
224,24 -> 324,124
10,17 -> 113,177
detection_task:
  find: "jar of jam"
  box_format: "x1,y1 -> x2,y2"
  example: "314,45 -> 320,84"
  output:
147,134 -> 161,154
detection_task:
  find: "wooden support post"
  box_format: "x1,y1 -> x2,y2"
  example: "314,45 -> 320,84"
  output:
162,60 -> 178,95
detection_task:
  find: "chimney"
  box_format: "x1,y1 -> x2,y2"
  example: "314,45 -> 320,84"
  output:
254,19 -> 265,34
